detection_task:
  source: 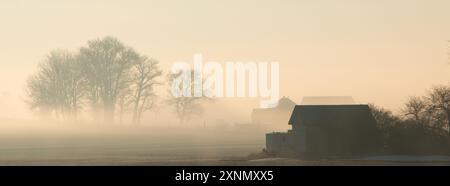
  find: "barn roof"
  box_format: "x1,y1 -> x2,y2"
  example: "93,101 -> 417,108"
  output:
300,96 -> 355,105
288,105 -> 376,128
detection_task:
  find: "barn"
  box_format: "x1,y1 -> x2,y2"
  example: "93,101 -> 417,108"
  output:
251,97 -> 296,131
266,104 -> 382,157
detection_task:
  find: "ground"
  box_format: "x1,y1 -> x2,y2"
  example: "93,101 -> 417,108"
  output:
1,123 -> 450,166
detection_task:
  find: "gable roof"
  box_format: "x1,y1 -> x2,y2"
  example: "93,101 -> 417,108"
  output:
288,105 -> 377,128
277,96 -> 296,109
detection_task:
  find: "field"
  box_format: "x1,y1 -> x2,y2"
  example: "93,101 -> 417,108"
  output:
1,123 -> 450,166
0,123 -> 265,165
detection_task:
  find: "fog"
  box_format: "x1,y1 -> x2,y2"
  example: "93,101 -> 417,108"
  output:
0,119 -> 265,165
1,0 -> 450,164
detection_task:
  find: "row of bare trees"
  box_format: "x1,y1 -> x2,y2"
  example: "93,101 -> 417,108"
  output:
27,36 -> 209,125
26,37 -> 164,125
370,85 -> 450,154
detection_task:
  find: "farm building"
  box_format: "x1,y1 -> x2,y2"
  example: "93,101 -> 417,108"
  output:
251,97 -> 296,131
266,104 -> 382,157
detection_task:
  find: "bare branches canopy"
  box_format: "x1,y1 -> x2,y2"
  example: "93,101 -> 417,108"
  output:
26,37 -> 162,124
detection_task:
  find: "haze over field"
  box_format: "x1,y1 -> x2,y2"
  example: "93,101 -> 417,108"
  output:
0,0 -> 450,165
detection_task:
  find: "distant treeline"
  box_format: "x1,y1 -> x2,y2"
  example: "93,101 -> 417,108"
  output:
370,86 -> 450,155
26,36 -> 205,125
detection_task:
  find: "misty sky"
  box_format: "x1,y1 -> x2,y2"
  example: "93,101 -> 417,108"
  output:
1,0 -> 450,119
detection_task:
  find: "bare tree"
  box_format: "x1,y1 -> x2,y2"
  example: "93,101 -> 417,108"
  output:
78,36 -> 140,124
369,104 -> 400,130
403,96 -> 429,125
26,74 -> 54,117
426,85 -> 450,135
26,37 -> 163,126
26,50 -> 85,121
117,87 -> 132,125
129,57 -> 162,125
167,71 -> 207,124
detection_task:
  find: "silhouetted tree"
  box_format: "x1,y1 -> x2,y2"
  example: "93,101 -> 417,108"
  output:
370,95 -> 450,154
78,37 -> 140,124
426,85 -> 450,135
369,104 -> 400,130
402,96 -> 430,126
129,57 -> 162,125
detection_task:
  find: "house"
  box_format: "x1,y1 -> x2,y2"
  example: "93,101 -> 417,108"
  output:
266,104 -> 382,157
